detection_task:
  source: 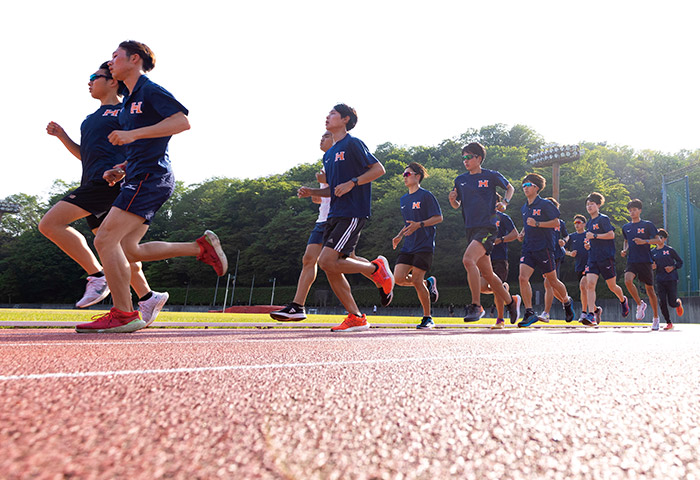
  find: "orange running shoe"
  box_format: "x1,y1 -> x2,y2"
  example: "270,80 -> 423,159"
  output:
196,230 -> 228,276
331,313 -> 369,332
76,308 -> 144,333
370,256 -> 394,296
675,299 -> 684,317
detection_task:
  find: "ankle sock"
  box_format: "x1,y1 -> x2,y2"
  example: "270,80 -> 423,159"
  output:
139,291 -> 153,302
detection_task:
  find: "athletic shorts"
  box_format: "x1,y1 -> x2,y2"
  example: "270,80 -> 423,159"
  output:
520,248 -> 556,274
491,259 -> 509,283
61,180 -> 121,230
307,221 -> 326,245
544,257 -> 562,278
586,258 -> 616,280
323,217 -> 366,257
626,262 -> 654,286
112,172 -> 175,225
396,251 -> 433,271
576,270 -> 586,281
465,226 -> 497,256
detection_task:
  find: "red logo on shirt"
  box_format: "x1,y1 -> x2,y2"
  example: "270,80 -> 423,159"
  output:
663,250 -> 669,255
478,180 -> 489,188
412,202 -> 421,209
496,220 -> 500,228
593,224 -> 600,230
637,228 -> 645,234
532,209 -> 541,216
130,102 -> 143,114
103,109 -> 120,117
334,151 -> 345,162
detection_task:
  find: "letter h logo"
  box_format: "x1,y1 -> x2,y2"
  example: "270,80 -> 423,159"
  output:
130,102 -> 143,114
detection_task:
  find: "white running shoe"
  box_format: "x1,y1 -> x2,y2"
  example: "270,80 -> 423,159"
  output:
75,275 -> 110,308
138,291 -> 169,328
579,311 -> 587,322
651,317 -> 660,331
636,300 -> 647,321
537,311 -> 550,323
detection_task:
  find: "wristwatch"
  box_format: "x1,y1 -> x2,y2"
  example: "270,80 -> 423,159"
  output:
351,177 -> 359,187
593,233 -> 598,239
420,221 -> 425,228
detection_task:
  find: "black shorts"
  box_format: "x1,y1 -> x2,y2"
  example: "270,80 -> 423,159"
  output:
323,217 -> 366,257
396,251 -> 433,271
113,172 -> 175,225
491,259 -> 509,283
586,258 -> 616,280
626,262 -> 654,286
520,249 -> 556,274
465,226 -> 497,256
61,180 -> 121,230
576,270 -> 586,281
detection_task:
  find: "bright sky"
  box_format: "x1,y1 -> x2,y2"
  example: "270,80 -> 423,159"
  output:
2,0 -> 699,200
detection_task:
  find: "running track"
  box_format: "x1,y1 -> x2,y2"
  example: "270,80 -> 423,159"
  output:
1,325 -> 699,479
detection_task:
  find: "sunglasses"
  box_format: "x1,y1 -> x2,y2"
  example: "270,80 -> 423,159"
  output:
89,74 -> 110,82
522,182 -> 535,188
403,171 -> 414,177
463,154 -> 477,160
574,221 -> 584,225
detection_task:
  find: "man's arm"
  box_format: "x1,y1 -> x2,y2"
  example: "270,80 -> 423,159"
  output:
46,121 -> 81,160
586,230 -> 615,240
298,186 -> 330,198
108,112 -> 190,146
334,162 -> 385,198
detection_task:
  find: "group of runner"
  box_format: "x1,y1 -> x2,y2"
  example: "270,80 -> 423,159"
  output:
41,40 -> 684,334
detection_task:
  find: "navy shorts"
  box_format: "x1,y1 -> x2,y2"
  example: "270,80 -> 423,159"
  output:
112,172 -> 175,225
307,222 -> 326,245
625,262 -> 654,286
465,226 -> 497,256
396,251 -> 433,271
491,259 -> 509,283
323,217 -> 366,257
61,180 -> 121,230
586,258 -> 616,280
520,248 -> 556,274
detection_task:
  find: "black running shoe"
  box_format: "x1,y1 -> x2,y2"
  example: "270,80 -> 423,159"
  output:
270,303 -> 307,321
417,316 -> 435,329
425,276 -> 439,303
507,294 -> 521,324
463,304 -> 485,323
378,287 -> 393,307
563,296 -> 575,322
518,308 -> 539,328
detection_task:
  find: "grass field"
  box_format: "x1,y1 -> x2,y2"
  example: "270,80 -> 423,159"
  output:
0,308 -> 652,327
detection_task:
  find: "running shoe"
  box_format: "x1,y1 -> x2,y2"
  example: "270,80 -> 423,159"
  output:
651,317 -> 660,331
518,308 -> 539,328
581,312 -> 597,326
635,300 -> 647,321
463,304 -> 485,323
75,308 -> 144,333
139,291 -> 169,328
196,230 -> 228,276
378,287 -> 393,307
563,296 -> 575,323
664,322 -> 674,330
75,275 -> 110,308
620,296 -> 630,318
490,319 -> 505,330
371,256 -> 395,297
270,302 -> 307,321
425,276 -> 439,303
537,311 -> 550,323
594,306 -> 603,325
578,311 -> 587,322
507,294 -> 522,324
675,299 -> 684,317
331,313 -> 369,332
417,316 -> 435,330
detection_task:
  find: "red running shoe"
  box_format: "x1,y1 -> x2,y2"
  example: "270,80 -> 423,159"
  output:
664,323 -> 674,331
331,313 -> 369,332
196,230 -> 228,276
675,299 -> 684,317
76,308 -> 144,333
371,256 -> 394,296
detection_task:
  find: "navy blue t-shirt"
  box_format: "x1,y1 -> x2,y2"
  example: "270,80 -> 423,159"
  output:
119,75 -> 188,181
453,169 -> 509,228
491,211 -> 516,261
586,214 -> 616,262
322,134 -> 379,218
565,231 -> 589,273
622,220 -> 658,264
552,219 -> 568,260
651,245 -> 683,281
79,104 -> 125,185
521,196 -> 560,253
399,188 -> 442,254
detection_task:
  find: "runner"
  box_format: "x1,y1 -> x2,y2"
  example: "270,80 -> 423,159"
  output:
448,142 -> 520,324
516,174 -> 575,327
564,214 -> 590,322
75,40 -> 227,333
536,197 -> 569,323
651,229 -> 684,331
620,199 -> 661,327
297,104 -> 393,332
391,162 -> 443,329
582,192 -> 629,326
39,61 -> 166,325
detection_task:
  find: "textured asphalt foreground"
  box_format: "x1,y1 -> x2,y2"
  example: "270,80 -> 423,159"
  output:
0,326 -> 699,479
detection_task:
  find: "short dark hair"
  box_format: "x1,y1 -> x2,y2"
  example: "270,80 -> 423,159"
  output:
545,196 -> 560,208
333,103 -> 357,131
462,142 -> 486,162
586,192 -> 605,206
627,198 -> 643,210
406,162 -> 428,182
119,40 -> 156,72
573,214 -> 587,223
99,61 -> 127,96
658,228 -> 668,238
523,173 -> 545,192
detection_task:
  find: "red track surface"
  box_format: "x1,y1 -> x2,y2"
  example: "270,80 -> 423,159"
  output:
1,326 -> 699,479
